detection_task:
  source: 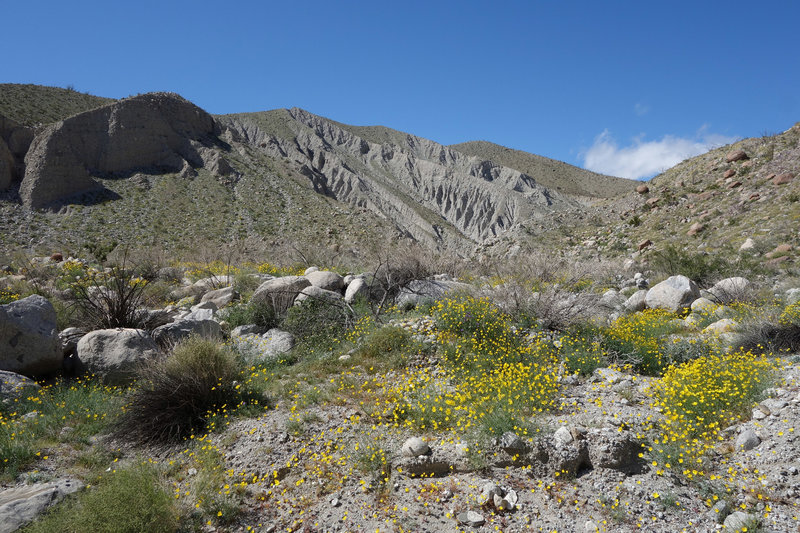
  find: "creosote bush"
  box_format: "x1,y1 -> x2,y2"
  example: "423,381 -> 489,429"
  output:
116,338 -> 245,444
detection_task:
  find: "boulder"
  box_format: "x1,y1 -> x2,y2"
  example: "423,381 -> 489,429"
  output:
20,92 -> 220,209
687,222 -> 705,236
200,286 -> 238,308
401,436 -> 430,457
0,295 -> 62,376
586,428 -> 643,473
635,184 -> 649,194
645,275 -> 699,313
623,290 -> 648,313
294,285 -> 343,305
725,150 -> 748,162
703,318 -> 737,335
0,370 -> 40,402
0,478 -> 84,533
395,279 -> 472,309
735,428 -> 761,451
707,277 -> 751,303
738,238 -> 756,253
260,328 -> 295,357
344,278 -> 369,304
305,270 -> 345,292
772,172 -> 793,186
184,301 -> 217,321
723,511 -> 758,532
250,276 -> 311,314
76,328 -> 159,384
233,329 -> 295,363
151,319 -> 221,348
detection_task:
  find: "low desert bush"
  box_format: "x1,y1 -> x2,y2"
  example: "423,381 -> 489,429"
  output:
601,310 -> 686,376
648,244 -> 761,287
351,325 -> 414,371
22,463 -> 178,533
650,350 -> 778,470
221,299 -> 280,331
116,339 -> 245,444
735,301 -> 800,355
283,298 -> 357,351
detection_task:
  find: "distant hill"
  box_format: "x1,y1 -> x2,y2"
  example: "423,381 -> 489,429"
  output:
0,84 -> 114,127
449,140 -> 638,199
0,83 -> 796,269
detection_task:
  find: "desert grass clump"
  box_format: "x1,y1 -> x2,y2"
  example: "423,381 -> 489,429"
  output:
21,463 -> 178,533
351,325 -> 414,371
116,338 -> 244,444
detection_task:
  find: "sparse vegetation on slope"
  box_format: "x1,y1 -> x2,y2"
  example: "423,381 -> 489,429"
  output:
0,84 -> 113,127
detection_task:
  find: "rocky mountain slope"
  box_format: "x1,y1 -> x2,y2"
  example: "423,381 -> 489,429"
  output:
0,85 -> 637,260
450,140 -> 637,200
0,84 -> 797,274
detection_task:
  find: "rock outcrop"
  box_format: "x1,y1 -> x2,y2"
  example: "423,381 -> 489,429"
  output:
20,92 -> 220,208
0,113 -> 33,191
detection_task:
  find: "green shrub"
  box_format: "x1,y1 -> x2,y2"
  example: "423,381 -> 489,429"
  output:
648,245 -> 730,286
22,463 -> 178,533
116,339 -> 244,444
601,310 -> 685,376
283,298 -> 355,350
221,299 -> 280,330
352,326 -> 414,371
556,335 -> 607,376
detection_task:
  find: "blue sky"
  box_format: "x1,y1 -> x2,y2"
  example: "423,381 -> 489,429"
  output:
5,1 -> 799,179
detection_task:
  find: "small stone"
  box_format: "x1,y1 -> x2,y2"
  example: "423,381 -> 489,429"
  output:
708,499 -> 730,524
723,511 -> 758,531
585,520 -> 600,532
554,426 -> 573,447
330,497 -> 340,507
457,510 -> 485,527
735,428 -> 761,451
401,436 -> 429,457
499,431 -> 527,453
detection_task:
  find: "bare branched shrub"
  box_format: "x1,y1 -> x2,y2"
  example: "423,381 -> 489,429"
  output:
69,261 -> 148,329
482,254 -> 601,332
369,254 -> 434,314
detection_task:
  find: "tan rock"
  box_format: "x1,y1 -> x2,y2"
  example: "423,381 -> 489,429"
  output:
725,150 -> 748,162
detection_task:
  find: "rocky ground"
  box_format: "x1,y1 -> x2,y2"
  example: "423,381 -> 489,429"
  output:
2,257 -> 800,532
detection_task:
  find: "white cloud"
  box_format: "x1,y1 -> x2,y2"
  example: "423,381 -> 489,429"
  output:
634,103 -> 650,116
582,129 -> 738,180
